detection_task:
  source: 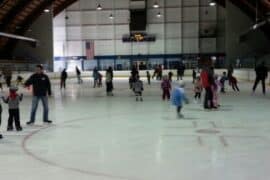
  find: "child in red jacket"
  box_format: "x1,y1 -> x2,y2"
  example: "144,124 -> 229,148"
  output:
161,75 -> 171,100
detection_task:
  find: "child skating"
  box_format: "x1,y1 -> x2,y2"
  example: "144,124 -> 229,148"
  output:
231,76 -> 240,92
194,76 -> 202,103
161,75 -> 171,100
171,81 -> 189,118
2,86 -> 23,131
132,76 -> 144,101
219,72 -> 227,93
146,71 -> 151,85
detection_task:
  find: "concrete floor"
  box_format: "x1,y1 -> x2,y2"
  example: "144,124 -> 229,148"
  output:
0,77 -> 270,180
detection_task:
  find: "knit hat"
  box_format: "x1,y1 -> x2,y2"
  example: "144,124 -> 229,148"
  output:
178,80 -> 185,88
9,86 -> 18,91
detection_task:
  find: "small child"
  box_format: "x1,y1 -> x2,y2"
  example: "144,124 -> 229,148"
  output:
194,76 -> 202,103
132,76 -> 144,101
97,73 -> 103,87
2,86 -> 23,131
192,69 -> 197,83
161,75 -> 171,100
171,81 -> 189,118
231,76 -> 240,91
146,71 -> 151,85
16,75 -> 24,86
212,75 -> 220,108
219,72 -> 227,93
168,71 -> 173,82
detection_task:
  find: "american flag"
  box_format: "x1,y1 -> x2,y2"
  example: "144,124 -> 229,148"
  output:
85,40 -> 95,60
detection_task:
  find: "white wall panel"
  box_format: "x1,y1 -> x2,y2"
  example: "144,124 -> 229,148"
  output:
96,25 -> 114,39
166,8 -> 181,22
131,43 -> 148,55
114,10 -> 129,24
67,41 -> 84,56
54,11 -> 66,26
183,23 -> 199,37
183,0 -> 199,6
54,27 -> 66,41
200,38 -> 216,53
81,26 -> 97,39
183,38 -> 199,53
148,24 -> 164,38
115,25 -> 129,39
66,11 -> 81,25
166,23 -> 181,38
67,27 -> 82,40
54,41 -> 65,56
95,40 -> 114,55
115,40 -> 131,55
149,40 -> 165,54
81,11 -> 97,25
166,0 -> 182,7
200,7 -> 217,21
183,7 -> 199,22
166,39 -> 182,54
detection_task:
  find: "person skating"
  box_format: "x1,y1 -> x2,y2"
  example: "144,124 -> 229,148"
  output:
146,71 -> 151,85
168,71 -> 173,82
93,67 -> 99,88
192,68 -> 196,83
132,76 -> 144,101
194,76 -> 202,103
219,72 -> 227,93
106,67 -> 114,96
171,81 -> 189,118
177,62 -> 185,80
200,66 -> 214,109
60,68 -> 68,89
161,75 -> 171,101
252,62 -> 268,95
231,76 -> 240,92
24,65 -> 52,125
2,86 -> 23,131
76,66 -> 83,84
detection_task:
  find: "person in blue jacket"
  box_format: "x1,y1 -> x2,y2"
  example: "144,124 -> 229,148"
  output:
171,81 -> 189,118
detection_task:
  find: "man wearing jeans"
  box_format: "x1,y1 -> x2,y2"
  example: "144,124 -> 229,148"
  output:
24,65 -> 52,125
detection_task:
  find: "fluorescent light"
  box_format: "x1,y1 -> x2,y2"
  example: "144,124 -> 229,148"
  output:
153,2 -> 159,8
97,4 -> 102,10
44,9 -> 50,13
209,1 -> 216,6
0,32 -> 37,43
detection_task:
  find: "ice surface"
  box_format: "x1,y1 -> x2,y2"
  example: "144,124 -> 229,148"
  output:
0,77 -> 270,180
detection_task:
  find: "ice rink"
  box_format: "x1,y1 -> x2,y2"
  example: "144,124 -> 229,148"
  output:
0,77 -> 270,180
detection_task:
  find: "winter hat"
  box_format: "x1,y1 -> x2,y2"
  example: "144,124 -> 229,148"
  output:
9,86 -> 18,91
178,80 -> 185,88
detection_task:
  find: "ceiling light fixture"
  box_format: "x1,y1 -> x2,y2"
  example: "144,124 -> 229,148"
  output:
209,0 -> 216,6
156,12 -> 162,18
109,14 -> 114,19
97,4 -> 102,10
44,8 -> 50,13
153,1 -> 159,8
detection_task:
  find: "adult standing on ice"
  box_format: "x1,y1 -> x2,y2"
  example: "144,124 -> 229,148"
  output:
24,64 -> 52,125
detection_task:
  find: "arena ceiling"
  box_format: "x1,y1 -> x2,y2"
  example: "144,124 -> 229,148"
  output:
0,0 -> 269,58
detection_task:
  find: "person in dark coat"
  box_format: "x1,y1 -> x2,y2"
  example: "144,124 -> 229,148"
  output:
177,62 -> 185,80
252,62 -> 268,95
106,67 -> 114,96
24,64 -> 52,125
60,68 -> 68,89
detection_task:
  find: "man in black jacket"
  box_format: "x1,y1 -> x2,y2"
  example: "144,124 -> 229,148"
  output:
252,62 -> 268,95
24,65 -> 52,125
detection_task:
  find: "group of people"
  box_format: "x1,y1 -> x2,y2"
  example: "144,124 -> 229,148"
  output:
0,65 -> 52,139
